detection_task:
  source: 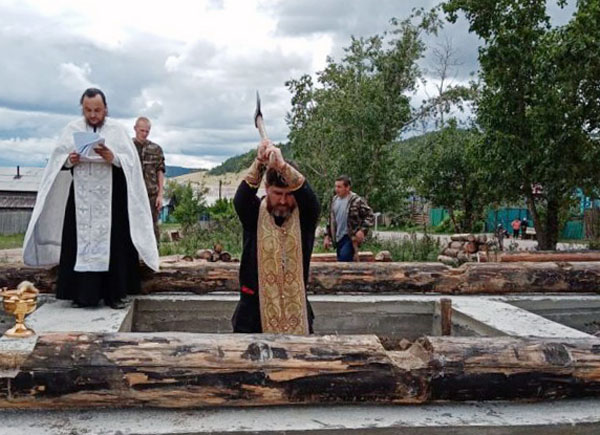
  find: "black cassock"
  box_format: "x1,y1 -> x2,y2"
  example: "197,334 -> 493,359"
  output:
231,179 -> 320,333
56,167 -> 140,307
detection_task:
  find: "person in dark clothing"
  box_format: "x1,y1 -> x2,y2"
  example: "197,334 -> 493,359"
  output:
23,88 -> 159,309
496,223 -> 508,251
520,217 -> 529,239
56,167 -> 141,307
232,140 -> 320,334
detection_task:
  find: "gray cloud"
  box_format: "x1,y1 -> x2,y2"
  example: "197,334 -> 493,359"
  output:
0,0 -> 579,169
273,0 -> 440,37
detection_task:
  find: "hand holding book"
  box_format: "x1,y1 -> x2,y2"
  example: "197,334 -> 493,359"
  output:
73,132 -> 106,163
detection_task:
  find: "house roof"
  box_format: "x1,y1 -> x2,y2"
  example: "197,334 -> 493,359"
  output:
0,193 -> 37,209
0,167 -> 44,193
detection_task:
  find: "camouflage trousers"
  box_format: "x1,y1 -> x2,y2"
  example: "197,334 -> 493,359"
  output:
149,194 -> 160,245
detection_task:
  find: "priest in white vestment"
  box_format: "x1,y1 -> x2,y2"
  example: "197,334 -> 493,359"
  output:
23,88 -> 159,308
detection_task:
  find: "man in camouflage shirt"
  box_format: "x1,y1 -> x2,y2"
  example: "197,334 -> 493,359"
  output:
133,117 -> 165,244
324,175 -> 375,261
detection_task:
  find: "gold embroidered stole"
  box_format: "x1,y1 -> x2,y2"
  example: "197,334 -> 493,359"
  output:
257,198 -> 309,335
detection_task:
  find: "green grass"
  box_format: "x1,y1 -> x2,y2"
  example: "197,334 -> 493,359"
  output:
377,223 -> 426,232
362,234 -> 441,262
159,222 -> 181,231
314,232 -> 441,262
158,218 -> 243,258
0,233 -> 24,250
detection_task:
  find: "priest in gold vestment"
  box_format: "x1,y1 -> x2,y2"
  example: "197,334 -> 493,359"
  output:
232,140 -> 320,334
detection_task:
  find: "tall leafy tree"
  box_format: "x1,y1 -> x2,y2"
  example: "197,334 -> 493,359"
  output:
286,12 -> 440,212
444,0 -> 600,249
404,121 -> 487,232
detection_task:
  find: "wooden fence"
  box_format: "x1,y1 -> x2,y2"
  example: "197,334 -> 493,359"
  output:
0,210 -> 32,235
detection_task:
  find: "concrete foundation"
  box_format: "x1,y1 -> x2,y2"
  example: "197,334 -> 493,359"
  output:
131,294 -> 597,339
1,399 -> 600,434
132,294 -> 440,338
506,297 -> 600,336
2,293 -> 600,433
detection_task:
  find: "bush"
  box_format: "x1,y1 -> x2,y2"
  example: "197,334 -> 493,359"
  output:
208,198 -> 236,219
432,215 -> 455,233
166,181 -> 207,231
589,239 -> 600,250
159,215 -> 243,258
359,233 -> 441,262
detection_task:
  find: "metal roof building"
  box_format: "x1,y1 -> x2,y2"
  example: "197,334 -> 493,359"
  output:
0,166 -> 44,235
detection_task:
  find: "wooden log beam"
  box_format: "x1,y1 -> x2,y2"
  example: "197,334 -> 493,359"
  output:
440,299 -> 452,336
421,336 -> 600,401
3,261 -> 600,295
141,261 -> 240,294
2,333 -> 600,409
311,252 -> 375,262
434,261 -> 600,294
0,332 -> 428,409
500,251 -> 600,263
0,264 -> 56,293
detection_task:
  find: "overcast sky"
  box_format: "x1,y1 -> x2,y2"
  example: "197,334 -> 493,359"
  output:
0,0 -> 575,169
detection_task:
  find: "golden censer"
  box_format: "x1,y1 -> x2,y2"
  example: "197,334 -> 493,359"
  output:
0,281 -> 39,338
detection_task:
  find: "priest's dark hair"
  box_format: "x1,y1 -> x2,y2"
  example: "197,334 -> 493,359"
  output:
80,88 -> 107,107
266,161 -> 300,188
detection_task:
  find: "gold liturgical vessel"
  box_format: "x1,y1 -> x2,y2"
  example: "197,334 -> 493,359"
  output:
0,281 -> 39,338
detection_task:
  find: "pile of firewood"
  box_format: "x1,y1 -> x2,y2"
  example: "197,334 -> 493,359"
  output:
437,234 -> 488,266
193,244 -> 236,263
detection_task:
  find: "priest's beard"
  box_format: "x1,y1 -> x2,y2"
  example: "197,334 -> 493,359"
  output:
268,203 -> 295,219
86,117 -> 106,131
83,110 -> 107,131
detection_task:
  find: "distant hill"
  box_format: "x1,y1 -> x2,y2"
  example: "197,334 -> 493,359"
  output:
165,166 -> 205,178
208,143 -> 292,175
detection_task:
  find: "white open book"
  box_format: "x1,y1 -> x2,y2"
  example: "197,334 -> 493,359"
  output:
73,132 -> 106,162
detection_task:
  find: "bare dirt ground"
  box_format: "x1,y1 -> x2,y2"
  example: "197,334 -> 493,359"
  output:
0,248 -> 23,264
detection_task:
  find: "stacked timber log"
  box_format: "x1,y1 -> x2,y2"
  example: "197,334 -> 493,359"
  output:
311,251 -> 393,262
498,250 -> 600,262
163,230 -> 181,242
1,332 -> 599,408
3,260 -> 600,295
311,251 -> 375,262
193,244 -> 236,263
438,233 -> 489,266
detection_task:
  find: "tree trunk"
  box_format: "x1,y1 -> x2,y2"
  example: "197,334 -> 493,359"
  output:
544,196 -> 560,250
462,196 -> 473,232
528,192 -> 560,251
526,191 -> 545,247
448,208 -> 460,233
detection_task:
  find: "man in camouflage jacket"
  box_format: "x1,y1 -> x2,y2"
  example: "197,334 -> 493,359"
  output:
133,117 -> 165,244
324,175 -> 375,261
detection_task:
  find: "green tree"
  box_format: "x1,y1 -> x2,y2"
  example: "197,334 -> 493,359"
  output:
404,121 -> 487,232
286,11 -> 441,212
207,198 -> 235,219
165,181 -> 207,232
443,0 -> 600,249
